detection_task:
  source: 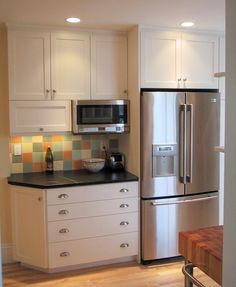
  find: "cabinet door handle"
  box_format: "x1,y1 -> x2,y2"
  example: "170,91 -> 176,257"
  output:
120,243 -> 129,248
59,228 -> 69,234
120,188 -> 129,193
52,89 -> 56,99
58,194 -> 69,199
58,209 -> 69,215
120,204 -> 129,208
60,252 -> 70,257
120,221 -> 129,226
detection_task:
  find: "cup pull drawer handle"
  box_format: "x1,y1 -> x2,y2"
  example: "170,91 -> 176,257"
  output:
120,243 -> 129,248
59,228 -> 69,234
58,209 -> 69,215
120,204 -> 129,208
120,221 -> 129,226
58,194 -> 69,199
120,188 -> 129,193
60,252 -> 70,257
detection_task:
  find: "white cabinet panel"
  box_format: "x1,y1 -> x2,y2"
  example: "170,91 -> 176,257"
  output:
48,232 -> 138,268
8,31 -> 50,100
51,32 -> 90,100
91,34 -> 128,99
10,100 -> 71,134
141,30 -> 181,88
181,33 -> 219,88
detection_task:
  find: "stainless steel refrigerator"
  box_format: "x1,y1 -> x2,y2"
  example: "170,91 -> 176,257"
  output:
141,90 -> 220,262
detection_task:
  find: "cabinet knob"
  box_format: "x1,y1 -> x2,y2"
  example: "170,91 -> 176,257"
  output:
58,209 -> 69,215
120,188 -> 129,193
46,89 -> 50,93
60,252 -> 70,257
178,78 -> 182,82
120,204 -> 129,208
59,228 -> 69,234
39,127 -> 44,132
120,221 -> 129,226
58,194 -> 69,199
183,78 -> 187,82
120,243 -> 129,248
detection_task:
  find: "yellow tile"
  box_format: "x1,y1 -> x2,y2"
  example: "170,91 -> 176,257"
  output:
11,163 -> 23,174
81,150 -> 91,159
22,143 -> 33,153
32,136 -> 43,143
63,141 -> 72,151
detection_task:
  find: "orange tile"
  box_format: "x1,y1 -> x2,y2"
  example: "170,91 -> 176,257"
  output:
11,136 -> 22,143
52,135 -> 62,142
32,162 -> 44,172
43,142 -> 52,152
73,160 -> 82,170
22,153 -> 32,163
82,141 -> 91,150
63,151 -> 72,160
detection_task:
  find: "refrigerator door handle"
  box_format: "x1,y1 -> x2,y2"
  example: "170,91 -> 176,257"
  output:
179,104 -> 187,184
150,195 -> 218,206
187,104 -> 193,183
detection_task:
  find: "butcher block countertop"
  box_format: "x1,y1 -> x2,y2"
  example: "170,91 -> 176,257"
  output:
179,225 -> 223,285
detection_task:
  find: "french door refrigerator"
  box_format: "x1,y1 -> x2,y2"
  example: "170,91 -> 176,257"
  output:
141,89 -> 220,262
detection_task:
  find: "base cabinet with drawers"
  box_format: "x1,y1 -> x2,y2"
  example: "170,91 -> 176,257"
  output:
10,181 -> 139,272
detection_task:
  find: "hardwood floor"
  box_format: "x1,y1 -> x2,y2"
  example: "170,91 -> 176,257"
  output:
3,260 -> 220,287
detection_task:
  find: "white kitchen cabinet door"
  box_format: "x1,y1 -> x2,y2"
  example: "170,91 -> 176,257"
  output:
8,30 -> 51,100
141,30 -> 181,88
91,34 -> 128,99
181,33 -> 219,89
9,100 -> 71,134
11,186 -> 47,269
51,32 -> 90,100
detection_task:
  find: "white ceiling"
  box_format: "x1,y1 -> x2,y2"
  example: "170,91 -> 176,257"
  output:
0,0 -> 225,32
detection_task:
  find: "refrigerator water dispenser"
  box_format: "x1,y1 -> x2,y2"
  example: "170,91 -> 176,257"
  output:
152,144 -> 177,177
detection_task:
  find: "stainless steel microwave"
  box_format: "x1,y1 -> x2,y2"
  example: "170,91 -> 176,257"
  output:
72,99 -> 130,134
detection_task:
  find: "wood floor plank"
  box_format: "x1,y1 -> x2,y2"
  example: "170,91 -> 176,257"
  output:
2,260 -> 220,287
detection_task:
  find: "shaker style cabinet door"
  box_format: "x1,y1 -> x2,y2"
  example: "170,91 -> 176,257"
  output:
8,30 -> 51,100
91,34 -> 128,99
181,33 -> 219,89
51,32 -> 90,100
140,30 -> 181,88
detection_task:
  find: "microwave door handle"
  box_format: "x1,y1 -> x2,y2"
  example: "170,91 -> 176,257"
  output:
179,104 -> 187,184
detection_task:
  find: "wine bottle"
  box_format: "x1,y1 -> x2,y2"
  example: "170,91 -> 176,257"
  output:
45,146 -> 54,173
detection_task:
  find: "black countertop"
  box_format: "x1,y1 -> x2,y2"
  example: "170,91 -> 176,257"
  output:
8,169 -> 138,189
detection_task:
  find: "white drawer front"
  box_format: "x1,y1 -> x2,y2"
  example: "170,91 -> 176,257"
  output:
49,232 -> 138,268
47,197 -> 139,221
46,181 -> 138,205
48,212 -> 138,243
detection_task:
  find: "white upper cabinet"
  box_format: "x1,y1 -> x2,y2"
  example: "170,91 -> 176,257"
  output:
8,29 -> 90,100
51,32 -> 90,100
91,34 -> 128,99
8,31 -> 51,100
141,29 -> 219,89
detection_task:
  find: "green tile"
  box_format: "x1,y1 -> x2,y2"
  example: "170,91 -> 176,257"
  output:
22,136 -> 32,143
33,152 -> 43,162
72,141 -> 81,150
72,150 -> 82,160
33,142 -> 43,152
23,163 -> 33,173
63,135 -> 72,141
91,140 -> 101,150
12,154 -> 22,163
91,150 -> 101,158
81,135 -> 91,140
63,160 -> 72,170
43,135 -> 52,142
53,151 -> 63,161
52,142 -> 63,152
109,139 -> 119,149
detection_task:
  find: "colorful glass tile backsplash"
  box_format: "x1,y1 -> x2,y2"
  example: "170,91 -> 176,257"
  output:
10,134 -> 119,174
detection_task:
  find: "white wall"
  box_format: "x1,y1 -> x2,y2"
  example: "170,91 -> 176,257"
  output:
223,0 -> 236,285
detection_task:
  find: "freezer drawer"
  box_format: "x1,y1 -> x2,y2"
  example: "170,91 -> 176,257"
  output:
141,192 -> 219,261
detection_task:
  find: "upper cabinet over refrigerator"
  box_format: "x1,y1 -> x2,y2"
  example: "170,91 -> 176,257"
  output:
140,29 -> 219,89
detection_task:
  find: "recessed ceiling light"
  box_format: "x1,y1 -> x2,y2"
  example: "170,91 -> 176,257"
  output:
66,17 -> 81,23
181,21 -> 195,27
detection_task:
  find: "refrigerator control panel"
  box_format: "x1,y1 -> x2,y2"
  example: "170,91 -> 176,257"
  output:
152,144 -> 177,177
